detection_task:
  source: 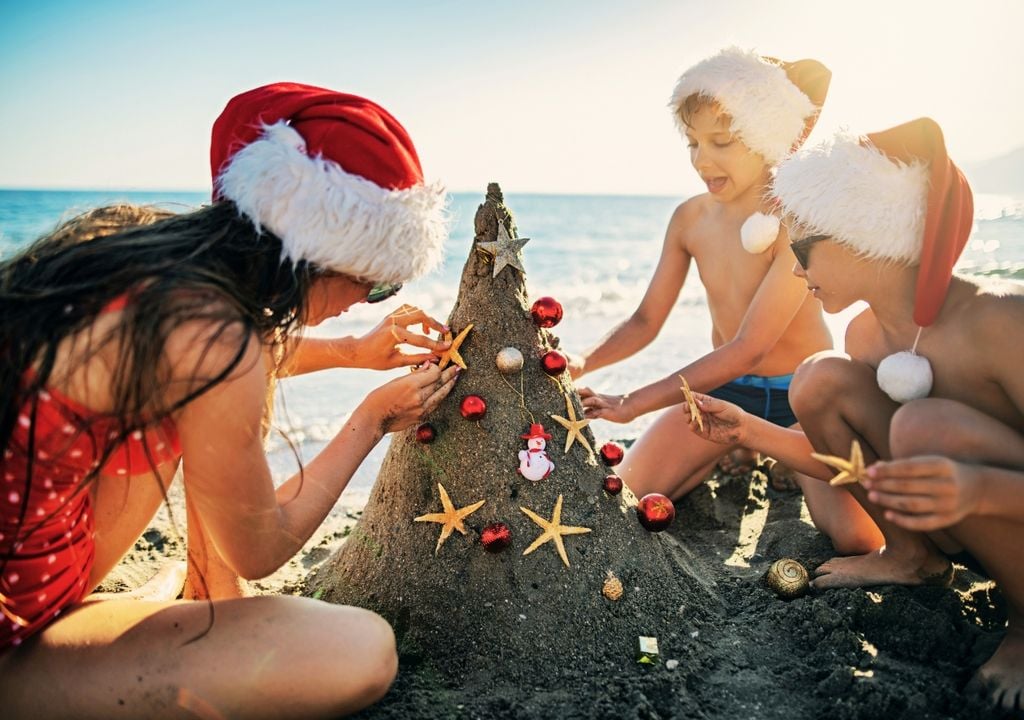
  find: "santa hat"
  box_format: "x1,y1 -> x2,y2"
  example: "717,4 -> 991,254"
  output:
210,82 -> 447,285
773,117 -> 974,326
521,423 -> 552,441
669,47 -> 831,253
669,47 -> 831,166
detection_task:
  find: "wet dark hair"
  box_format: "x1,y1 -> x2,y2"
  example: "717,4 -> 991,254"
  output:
0,201 -> 316,582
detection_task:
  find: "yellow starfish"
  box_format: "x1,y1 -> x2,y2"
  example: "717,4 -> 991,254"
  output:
678,375 -> 703,433
549,395 -> 593,455
437,323 -> 473,370
520,494 -> 592,567
414,482 -> 486,553
811,439 -> 869,487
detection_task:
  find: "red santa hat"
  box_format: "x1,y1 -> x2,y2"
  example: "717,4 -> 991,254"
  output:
521,423 -> 552,441
210,82 -> 447,285
773,117 -> 974,326
669,47 -> 831,166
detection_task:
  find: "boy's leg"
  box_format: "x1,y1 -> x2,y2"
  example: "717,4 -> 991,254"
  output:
789,352 -> 950,585
619,403 -> 734,501
0,595 -> 397,720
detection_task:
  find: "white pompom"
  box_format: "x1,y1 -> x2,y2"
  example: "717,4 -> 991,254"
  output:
740,212 -> 781,254
876,351 -> 933,404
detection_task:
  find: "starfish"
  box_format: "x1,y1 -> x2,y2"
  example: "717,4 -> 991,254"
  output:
678,375 -> 703,433
811,439 -> 870,487
549,395 -> 593,455
414,482 -> 486,553
478,221 -> 529,278
437,323 -> 473,370
520,494 -> 592,567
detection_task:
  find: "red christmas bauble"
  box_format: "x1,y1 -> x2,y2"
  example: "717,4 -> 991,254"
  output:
599,441 -> 625,466
460,394 -> 487,420
480,522 -> 512,552
415,423 -> 436,444
540,350 -> 568,376
636,493 -> 675,532
530,296 -> 564,328
603,474 -> 623,495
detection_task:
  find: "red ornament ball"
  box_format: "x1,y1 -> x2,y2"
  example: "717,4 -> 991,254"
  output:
459,394 -> 487,420
603,474 -> 623,495
415,423 -> 436,444
480,522 -> 512,553
540,350 -> 568,376
636,493 -> 676,532
599,441 -> 625,466
530,296 -> 564,328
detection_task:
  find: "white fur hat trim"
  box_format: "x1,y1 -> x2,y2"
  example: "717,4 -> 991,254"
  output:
876,351 -> 933,404
216,122 -> 448,285
740,212 -> 780,254
669,47 -> 816,165
774,132 -> 930,264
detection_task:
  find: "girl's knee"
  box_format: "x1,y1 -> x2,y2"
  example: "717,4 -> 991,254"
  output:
327,607 -> 397,708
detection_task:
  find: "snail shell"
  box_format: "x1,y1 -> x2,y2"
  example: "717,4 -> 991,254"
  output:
602,571 -> 624,601
765,558 -> 809,600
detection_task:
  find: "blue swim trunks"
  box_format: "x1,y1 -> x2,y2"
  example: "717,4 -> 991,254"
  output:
706,374 -> 797,427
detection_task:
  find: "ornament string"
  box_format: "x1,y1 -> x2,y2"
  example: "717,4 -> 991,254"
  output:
911,326 -> 923,354
498,371 -> 536,425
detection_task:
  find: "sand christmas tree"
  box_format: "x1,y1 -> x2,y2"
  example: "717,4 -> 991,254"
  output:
309,184 -> 717,686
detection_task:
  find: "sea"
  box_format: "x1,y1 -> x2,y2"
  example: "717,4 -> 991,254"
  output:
2,188 -> 1022,501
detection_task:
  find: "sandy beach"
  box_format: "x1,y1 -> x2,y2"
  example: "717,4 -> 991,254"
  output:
98,458 -> 1004,720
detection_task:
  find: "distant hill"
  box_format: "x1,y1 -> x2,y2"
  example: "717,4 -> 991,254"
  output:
964,146 -> 1024,194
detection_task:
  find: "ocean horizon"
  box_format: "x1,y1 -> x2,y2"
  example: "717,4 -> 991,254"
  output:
3,187 -> 1022,501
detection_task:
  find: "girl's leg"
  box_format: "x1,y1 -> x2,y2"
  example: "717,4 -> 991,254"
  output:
789,352 -> 950,586
0,595 -> 397,720
619,404 -> 734,501
888,398 -> 1024,711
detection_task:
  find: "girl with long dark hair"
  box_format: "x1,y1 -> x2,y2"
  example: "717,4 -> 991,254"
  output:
0,82 -> 456,718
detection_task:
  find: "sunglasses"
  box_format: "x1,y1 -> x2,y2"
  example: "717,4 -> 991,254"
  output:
366,282 -> 403,304
789,234 -> 830,270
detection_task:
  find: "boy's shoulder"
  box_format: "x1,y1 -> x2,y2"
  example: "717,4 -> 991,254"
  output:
666,193 -> 713,239
960,276 -> 1024,339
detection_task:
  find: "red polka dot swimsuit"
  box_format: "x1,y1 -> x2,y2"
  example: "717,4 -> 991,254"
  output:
0,299 -> 181,651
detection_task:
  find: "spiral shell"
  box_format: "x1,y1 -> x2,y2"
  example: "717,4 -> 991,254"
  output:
765,558 -> 809,600
602,571 -> 624,601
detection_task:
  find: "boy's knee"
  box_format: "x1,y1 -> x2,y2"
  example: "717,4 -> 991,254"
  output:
790,351 -> 859,417
889,398 -> 963,458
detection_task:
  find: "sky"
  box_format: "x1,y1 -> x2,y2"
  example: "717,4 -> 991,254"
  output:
2,0 -> 1022,196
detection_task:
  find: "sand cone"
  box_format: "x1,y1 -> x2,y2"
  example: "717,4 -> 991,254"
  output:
307,184 -> 717,687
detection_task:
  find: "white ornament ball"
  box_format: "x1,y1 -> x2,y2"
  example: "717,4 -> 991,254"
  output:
740,212 -> 781,254
495,346 -> 524,374
876,351 -> 933,404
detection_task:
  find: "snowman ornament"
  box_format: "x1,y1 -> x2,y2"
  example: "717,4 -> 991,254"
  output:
518,423 -> 555,482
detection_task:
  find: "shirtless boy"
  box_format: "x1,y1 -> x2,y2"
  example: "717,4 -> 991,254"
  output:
575,48 -> 837,503
685,118 -> 1024,711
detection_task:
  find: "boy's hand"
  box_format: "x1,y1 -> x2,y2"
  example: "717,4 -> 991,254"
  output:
362,362 -> 459,434
579,387 -> 637,423
565,352 -> 586,380
863,457 -> 983,531
689,393 -> 748,446
356,304 -> 450,370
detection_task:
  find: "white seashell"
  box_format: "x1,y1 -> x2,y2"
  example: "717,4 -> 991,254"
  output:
876,351 -> 933,404
740,212 -> 780,254
495,347 -> 524,374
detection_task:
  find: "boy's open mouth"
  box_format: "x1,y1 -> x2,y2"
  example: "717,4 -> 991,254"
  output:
704,176 -> 727,193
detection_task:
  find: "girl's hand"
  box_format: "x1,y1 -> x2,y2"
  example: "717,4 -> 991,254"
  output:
863,456 -> 983,531
356,304 -> 450,370
688,393 -> 748,446
579,387 -> 637,424
363,362 -> 459,434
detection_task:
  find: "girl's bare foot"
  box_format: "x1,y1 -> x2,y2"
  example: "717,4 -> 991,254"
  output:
87,561 -> 188,602
973,623 -> 1024,715
717,448 -> 756,478
811,544 -> 952,589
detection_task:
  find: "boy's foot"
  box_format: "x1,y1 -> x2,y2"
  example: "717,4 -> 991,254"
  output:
718,448 -> 756,478
811,546 -> 953,589
971,627 -> 1024,715
760,458 -> 801,493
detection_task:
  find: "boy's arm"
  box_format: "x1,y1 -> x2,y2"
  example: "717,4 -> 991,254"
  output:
597,232 -> 811,420
572,203 -> 692,378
